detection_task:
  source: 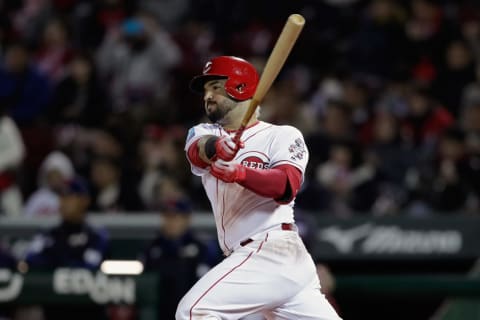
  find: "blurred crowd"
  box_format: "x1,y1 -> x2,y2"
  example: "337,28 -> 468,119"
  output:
0,0 -> 479,218
2,1 -> 478,318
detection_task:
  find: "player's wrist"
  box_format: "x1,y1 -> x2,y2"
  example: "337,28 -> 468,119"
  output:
204,136 -> 219,160
234,164 -> 247,182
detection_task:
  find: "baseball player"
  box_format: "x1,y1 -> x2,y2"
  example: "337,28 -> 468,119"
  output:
178,56 -> 342,320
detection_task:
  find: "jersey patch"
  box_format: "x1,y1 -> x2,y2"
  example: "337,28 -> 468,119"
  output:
288,138 -> 306,161
186,127 -> 195,143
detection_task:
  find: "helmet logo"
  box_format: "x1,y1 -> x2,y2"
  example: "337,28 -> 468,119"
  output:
203,61 -> 212,74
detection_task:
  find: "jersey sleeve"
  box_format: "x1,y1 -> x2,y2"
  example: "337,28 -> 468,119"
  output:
269,126 -> 309,177
184,124 -> 217,176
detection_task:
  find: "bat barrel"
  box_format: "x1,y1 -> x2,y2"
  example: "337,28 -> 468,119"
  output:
234,14 -> 305,146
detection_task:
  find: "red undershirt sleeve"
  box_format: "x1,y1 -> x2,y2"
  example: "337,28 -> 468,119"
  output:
187,139 -> 209,168
238,164 -> 302,204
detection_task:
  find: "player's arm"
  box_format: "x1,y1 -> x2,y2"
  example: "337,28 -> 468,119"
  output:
210,161 -> 302,203
187,135 -> 243,167
187,136 -> 215,168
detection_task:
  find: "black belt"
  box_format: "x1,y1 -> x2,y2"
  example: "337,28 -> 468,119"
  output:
240,223 -> 295,247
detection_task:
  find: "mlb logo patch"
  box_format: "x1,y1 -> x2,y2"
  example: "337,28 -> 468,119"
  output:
186,128 -> 195,142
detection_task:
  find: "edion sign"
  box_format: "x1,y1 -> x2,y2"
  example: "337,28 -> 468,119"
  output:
53,268 -> 135,304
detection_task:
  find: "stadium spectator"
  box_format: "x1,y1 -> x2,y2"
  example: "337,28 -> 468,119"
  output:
306,100 -> 355,172
34,17 -> 74,83
314,140 -> 377,216
346,0 -> 406,79
24,175 -> 109,270
94,0 -> 133,36
0,104 -> 25,216
138,0 -> 191,32
24,175 -> 109,320
342,77 -> 373,131
10,0 -> 51,47
307,76 -> 345,122
298,100 -> 355,212
364,109 -> 416,215
139,196 -> 219,319
404,0 -> 457,86
426,126 -> 472,213
24,150 -> 74,217
137,124 -> 190,210
460,5 -> 480,63
432,39 -> 476,117
401,84 -> 454,154
89,155 -> 143,212
261,76 -> 317,135
47,52 -> 109,127
461,64 -> 480,111
405,126 -> 472,215
461,103 -> 480,212
96,15 -> 181,112
0,41 -> 51,126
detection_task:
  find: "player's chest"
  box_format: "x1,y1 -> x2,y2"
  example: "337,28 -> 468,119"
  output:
234,136 -> 275,170
236,149 -> 271,169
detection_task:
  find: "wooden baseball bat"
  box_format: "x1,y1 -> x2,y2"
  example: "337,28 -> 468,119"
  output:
233,14 -> 305,144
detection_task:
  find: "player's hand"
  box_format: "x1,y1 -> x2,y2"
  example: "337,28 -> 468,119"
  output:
214,136 -> 244,161
210,159 -> 246,183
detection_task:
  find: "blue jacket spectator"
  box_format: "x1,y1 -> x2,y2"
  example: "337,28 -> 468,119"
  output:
0,42 -> 51,126
24,176 -> 109,320
25,176 -> 109,270
140,196 -> 220,319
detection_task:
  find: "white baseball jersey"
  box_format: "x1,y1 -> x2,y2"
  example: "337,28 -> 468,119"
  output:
185,120 -> 309,255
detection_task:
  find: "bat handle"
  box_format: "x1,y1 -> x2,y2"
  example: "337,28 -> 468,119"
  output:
233,125 -> 246,146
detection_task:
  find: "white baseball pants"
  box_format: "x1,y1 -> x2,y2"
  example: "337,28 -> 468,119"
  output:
176,229 -> 342,320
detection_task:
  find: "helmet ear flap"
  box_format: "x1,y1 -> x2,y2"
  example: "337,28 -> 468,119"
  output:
236,83 -> 246,93
225,78 -> 255,101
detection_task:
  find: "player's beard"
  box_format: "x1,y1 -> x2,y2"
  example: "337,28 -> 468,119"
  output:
206,99 -> 237,124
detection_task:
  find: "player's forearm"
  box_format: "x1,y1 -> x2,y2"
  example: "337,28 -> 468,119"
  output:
189,134 -> 242,166
238,165 -> 302,203
197,135 -> 217,163
239,167 -> 287,199
187,135 -> 218,167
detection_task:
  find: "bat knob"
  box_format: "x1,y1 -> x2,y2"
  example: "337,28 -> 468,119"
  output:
289,14 -> 305,26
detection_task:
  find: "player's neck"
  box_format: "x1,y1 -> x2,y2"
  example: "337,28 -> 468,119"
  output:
223,120 -> 260,133
223,116 -> 258,130
222,100 -> 257,130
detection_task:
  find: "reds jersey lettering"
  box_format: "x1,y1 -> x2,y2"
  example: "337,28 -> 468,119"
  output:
240,155 -> 270,169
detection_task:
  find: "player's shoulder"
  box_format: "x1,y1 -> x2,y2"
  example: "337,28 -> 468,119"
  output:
186,123 -> 220,143
269,123 -> 304,138
188,122 -> 220,133
192,122 -> 219,130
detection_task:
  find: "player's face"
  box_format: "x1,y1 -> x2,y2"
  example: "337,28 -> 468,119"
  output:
203,80 -> 237,124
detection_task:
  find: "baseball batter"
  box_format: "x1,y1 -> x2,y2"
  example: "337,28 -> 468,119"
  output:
177,56 -> 341,320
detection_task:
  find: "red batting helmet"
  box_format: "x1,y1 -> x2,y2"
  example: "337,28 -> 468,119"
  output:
190,56 -> 259,101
